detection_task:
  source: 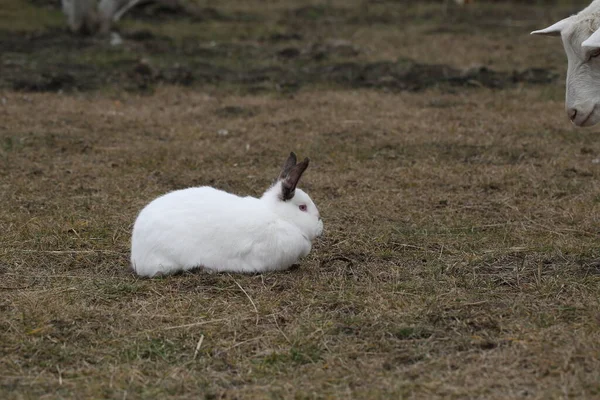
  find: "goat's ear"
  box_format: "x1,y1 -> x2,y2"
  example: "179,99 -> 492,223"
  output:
531,16 -> 574,36
582,29 -> 600,48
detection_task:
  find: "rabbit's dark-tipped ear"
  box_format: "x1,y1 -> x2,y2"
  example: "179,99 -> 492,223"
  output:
278,152 -> 297,181
281,157 -> 309,201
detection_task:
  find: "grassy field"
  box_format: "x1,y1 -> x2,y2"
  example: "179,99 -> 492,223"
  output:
1,0 -> 600,398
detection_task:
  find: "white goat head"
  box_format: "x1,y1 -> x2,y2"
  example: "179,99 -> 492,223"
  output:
532,1 -> 600,127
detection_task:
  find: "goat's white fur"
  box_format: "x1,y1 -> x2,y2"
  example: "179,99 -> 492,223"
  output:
62,0 -> 138,34
532,0 -> 600,127
62,0 -> 98,33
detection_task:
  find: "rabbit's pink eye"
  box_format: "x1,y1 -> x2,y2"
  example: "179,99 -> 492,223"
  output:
299,204 -> 307,212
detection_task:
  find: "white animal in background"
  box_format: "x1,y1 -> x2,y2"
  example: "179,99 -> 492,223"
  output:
61,0 -> 144,34
532,0 -> 600,127
130,153 -> 323,277
61,0 -> 99,33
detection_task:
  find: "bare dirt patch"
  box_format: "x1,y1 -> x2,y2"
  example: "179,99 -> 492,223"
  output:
1,0 -> 566,94
0,28 -> 558,94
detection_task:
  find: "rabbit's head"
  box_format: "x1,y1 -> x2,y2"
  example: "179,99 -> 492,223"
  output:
262,152 -> 323,240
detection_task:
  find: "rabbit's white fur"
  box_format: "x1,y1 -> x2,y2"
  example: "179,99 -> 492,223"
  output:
130,155 -> 322,277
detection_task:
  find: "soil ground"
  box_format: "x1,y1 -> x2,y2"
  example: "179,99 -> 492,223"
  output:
1,0 -> 599,399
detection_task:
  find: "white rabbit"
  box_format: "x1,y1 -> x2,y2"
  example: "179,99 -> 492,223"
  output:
130,152 -> 323,277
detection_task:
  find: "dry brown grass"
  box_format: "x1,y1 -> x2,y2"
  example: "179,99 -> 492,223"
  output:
1,0 -> 600,399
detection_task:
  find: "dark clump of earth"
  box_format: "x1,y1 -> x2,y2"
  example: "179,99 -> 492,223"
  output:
320,61 -> 557,91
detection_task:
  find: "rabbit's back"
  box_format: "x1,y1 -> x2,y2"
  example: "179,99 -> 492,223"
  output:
131,186 -> 310,276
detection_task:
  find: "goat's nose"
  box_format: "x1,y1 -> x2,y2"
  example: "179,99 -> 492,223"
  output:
568,108 -> 578,121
